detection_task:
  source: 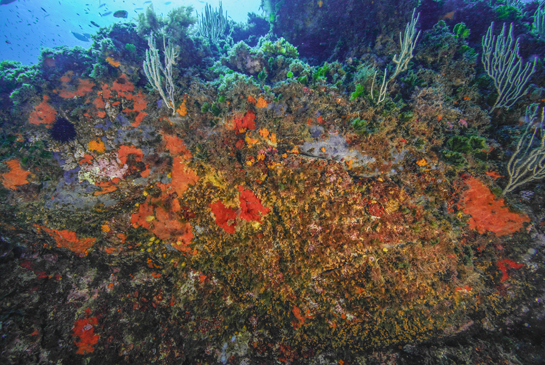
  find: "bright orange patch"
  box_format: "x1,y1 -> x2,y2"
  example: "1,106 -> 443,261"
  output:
176,100 -> 187,116
94,185 -> 117,196
140,166 -> 151,178
29,95 -> 56,127
259,128 -> 277,146
92,94 -> 106,109
163,134 -> 192,159
156,156 -> 199,197
88,139 -> 106,153
72,316 -> 99,354
259,128 -> 270,139
100,83 -> 111,99
106,56 -> 121,67
234,110 -> 256,131
57,72 -> 95,99
79,154 -> 94,165
238,185 -> 270,223
245,135 -> 259,148
256,96 -> 267,108
128,91 -> 148,127
34,225 -> 96,255
111,74 -> 135,94
131,200 -> 195,253
486,171 -> 503,180
416,158 -> 428,167
1,159 -> 30,190
462,177 -> 530,236
117,145 -> 143,165
210,200 -> 237,233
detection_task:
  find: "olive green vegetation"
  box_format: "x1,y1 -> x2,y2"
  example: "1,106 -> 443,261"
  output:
441,135 -> 489,167
495,5 -> 523,22
350,83 -> 366,101
258,69 -> 268,82
125,43 -> 137,53
313,63 -> 330,82
0,61 -> 27,95
351,118 -> 375,136
136,4 -> 196,43
261,37 -> 299,58
453,22 -> 470,40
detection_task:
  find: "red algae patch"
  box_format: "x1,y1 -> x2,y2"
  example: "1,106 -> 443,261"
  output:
210,201 -> 237,233
28,95 -> 56,127
1,159 -> 31,190
117,145 -> 144,165
238,185 -> 270,223
234,110 -> 256,132
130,198 -> 195,253
163,134 -> 192,158
462,177 -> 529,236
34,225 -> 96,255
56,71 -> 95,99
72,310 -> 99,354
157,156 -> 199,197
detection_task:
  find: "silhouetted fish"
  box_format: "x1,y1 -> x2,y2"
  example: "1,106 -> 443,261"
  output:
100,11 -> 112,16
71,31 -> 91,42
0,0 -> 17,5
440,11 -> 456,21
90,20 -> 100,27
113,10 -> 128,18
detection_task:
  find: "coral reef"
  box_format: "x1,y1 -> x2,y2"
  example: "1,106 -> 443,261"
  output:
1,1 -> 545,364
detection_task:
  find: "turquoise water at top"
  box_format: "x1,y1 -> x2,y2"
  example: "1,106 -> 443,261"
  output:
0,0 -> 260,65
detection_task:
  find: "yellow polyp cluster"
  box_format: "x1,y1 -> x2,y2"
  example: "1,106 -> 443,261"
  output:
88,139 -> 105,153
105,56 -> 120,67
172,151 -> 486,350
176,100 -> 188,116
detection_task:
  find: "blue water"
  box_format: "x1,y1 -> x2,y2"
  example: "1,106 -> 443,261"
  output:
0,0 -> 260,65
